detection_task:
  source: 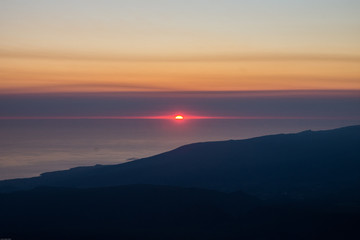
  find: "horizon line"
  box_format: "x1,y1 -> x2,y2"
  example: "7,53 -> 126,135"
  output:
1,115 -> 359,120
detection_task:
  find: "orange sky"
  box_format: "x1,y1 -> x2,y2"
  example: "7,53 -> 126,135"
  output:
0,0 -> 359,93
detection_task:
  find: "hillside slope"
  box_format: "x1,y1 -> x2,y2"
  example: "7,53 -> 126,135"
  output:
1,125 -> 359,199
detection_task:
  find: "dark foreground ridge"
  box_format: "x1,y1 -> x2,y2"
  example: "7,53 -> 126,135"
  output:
1,125 -> 360,200
1,184 -> 359,240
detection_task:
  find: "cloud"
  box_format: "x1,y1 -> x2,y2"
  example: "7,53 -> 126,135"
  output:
1,90 -> 359,120
0,82 -> 171,94
1,49 -> 360,63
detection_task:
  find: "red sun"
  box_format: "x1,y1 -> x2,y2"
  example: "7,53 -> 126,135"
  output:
175,115 -> 184,120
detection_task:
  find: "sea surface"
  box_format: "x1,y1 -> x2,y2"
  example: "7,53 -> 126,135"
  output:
0,119 -> 359,180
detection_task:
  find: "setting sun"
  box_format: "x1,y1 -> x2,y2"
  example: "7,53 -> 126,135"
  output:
175,115 -> 184,120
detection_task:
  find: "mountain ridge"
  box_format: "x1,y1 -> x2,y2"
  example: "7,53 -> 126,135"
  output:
1,125 -> 359,199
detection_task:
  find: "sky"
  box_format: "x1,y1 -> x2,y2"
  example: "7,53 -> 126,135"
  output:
0,90 -> 359,119
1,0 -> 360,93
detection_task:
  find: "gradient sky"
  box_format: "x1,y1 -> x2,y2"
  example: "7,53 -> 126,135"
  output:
1,0 -> 360,93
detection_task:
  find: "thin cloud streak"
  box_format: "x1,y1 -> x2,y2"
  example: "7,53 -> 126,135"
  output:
2,90 -> 359,98
0,82 -> 171,94
1,49 -> 360,62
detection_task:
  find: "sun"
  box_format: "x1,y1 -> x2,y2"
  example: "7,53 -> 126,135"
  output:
175,115 -> 184,120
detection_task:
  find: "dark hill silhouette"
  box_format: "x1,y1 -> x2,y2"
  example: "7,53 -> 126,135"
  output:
1,125 -> 359,200
0,185 -> 257,240
1,185 -> 359,240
